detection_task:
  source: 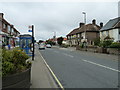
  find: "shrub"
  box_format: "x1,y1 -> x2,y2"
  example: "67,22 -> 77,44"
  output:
80,43 -> 84,48
109,42 -> 120,48
94,38 -> 100,46
61,44 -> 69,48
2,48 -> 31,76
99,40 -> 113,48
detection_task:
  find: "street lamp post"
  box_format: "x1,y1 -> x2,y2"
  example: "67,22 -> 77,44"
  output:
82,12 -> 86,24
82,12 -> 87,51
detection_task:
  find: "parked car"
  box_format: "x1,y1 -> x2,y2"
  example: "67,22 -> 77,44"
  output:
46,44 -> 52,48
39,43 -> 45,50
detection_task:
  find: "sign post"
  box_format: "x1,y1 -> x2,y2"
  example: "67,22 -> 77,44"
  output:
29,25 -> 34,61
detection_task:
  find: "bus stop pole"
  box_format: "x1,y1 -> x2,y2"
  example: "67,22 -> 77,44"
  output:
32,25 -> 34,61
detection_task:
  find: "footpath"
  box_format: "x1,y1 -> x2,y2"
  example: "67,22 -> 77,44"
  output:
30,47 -> 58,88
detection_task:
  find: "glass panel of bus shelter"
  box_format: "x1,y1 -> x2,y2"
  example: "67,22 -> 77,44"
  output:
26,39 -> 32,56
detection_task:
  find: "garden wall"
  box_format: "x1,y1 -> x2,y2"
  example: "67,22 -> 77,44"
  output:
107,48 -> 119,55
2,68 -> 31,89
76,46 -> 119,55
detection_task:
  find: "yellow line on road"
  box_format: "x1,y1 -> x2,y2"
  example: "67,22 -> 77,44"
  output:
39,51 -> 64,90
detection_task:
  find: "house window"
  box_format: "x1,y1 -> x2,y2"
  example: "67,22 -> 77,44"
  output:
106,31 -> 109,36
90,41 -> 93,45
101,31 -> 104,36
8,25 -> 11,33
119,29 -> 120,34
3,24 -> 6,29
11,28 -> 14,35
5,24 -> 7,29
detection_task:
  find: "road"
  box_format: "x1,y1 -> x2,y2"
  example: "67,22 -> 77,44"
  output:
39,46 -> 118,88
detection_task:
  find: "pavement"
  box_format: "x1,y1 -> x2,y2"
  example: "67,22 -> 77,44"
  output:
29,46 -> 59,88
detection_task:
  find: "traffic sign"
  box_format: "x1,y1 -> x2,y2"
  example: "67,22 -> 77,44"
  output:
28,30 -> 32,32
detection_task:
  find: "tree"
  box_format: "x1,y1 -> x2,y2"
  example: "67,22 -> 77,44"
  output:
34,40 -> 36,42
94,38 -> 100,46
38,40 -> 44,44
57,37 -> 63,46
45,40 -> 55,46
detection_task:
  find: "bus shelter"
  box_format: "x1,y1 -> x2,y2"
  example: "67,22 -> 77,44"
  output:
19,34 -> 33,56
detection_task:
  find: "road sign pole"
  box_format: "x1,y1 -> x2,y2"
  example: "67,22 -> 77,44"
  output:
32,25 -> 34,61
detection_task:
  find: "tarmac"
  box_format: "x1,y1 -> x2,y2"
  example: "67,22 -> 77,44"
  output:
29,46 -> 59,88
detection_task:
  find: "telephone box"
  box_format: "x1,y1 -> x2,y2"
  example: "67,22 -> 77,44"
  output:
19,34 -> 33,56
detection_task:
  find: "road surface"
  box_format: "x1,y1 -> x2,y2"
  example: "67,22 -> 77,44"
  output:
39,46 -> 118,88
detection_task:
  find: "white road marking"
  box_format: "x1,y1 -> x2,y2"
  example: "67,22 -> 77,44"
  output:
47,48 -> 52,50
63,53 -> 74,58
82,59 -> 120,72
54,49 -> 74,58
59,48 -> 68,50
54,51 -> 59,53
39,52 -> 64,89
60,48 -> 74,51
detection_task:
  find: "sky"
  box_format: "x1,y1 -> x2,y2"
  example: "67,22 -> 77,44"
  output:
0,0 -> 119,41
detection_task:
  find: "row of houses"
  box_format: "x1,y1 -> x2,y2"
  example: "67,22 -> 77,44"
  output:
0,13 -> 20,48
66,17 -> 120,47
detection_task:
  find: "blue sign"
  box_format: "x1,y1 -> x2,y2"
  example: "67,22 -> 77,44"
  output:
28,30 -> 32,32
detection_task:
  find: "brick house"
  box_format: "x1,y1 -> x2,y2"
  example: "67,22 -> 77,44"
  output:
67,28 -> 79,46
0,13 -> 20,47
67,19 -> 102,46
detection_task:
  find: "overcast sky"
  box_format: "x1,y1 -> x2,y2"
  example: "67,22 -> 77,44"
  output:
0,1 -> 119,41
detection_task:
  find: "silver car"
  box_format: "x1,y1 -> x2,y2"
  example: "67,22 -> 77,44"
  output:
46,44 -> 52,48
39,43 -> 45,50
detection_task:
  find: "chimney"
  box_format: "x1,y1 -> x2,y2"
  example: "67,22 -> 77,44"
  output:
79,23 -> 85,27
92,19 -> 96,25
0,13 -> 4,19
100,22 -> 103,28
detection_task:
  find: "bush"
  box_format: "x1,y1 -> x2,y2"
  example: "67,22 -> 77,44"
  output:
80,43 -> 84,48
99,40 -> 113,48
109,42 -> 120,48
94,38 -> 100,46
2,48 -> 31,76
61,44 -> 69,48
